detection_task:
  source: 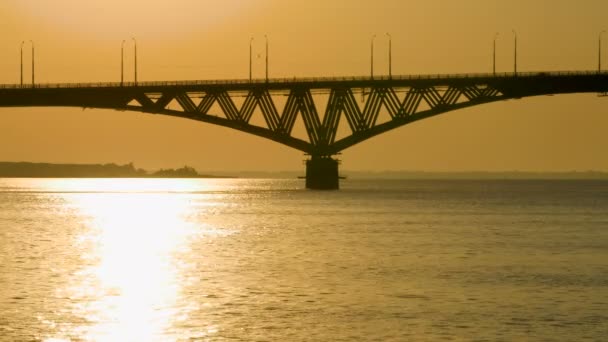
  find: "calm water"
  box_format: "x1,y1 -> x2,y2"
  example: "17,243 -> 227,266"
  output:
0,178 -> 607,341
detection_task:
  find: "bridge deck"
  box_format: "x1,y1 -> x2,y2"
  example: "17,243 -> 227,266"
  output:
1,70 -> 606,91
1,69 -> 606,189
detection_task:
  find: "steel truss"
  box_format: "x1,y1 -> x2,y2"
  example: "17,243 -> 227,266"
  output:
125,83 -> 505,156
2,72 -> 606,157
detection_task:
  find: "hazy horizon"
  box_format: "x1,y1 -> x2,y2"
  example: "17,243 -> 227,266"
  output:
0,161 -> 608,180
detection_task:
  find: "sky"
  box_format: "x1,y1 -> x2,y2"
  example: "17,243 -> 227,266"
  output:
0,0 -> 607,172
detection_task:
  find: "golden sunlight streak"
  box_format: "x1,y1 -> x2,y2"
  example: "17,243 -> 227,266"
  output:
46,181 -> 212,341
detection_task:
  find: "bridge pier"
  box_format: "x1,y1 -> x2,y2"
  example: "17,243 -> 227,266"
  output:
305,155 -> 340,190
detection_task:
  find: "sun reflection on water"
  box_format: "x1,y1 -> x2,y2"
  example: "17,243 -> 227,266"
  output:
45,179 -> 216,341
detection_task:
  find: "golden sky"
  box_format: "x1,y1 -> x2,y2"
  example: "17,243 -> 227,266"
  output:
0,0 -> 607,172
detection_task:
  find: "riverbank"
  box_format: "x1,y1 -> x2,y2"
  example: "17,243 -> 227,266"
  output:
0,162 -> 229,178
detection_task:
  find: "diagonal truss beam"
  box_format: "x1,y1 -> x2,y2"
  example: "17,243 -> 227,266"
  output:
120,82 -> 508,154
2,73 -> 606,158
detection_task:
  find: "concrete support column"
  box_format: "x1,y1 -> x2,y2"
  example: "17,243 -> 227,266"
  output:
305,156 -> 340,190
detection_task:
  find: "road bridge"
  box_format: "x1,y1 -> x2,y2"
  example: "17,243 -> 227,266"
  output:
1,71 -> 607,189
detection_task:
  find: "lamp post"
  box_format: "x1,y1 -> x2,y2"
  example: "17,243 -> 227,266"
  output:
20,41 -> 24,87
132,37 -> 137,85
264,35 -> 269,82
386,33 -> 392,78
493,32 -> 499,76
249,37 -> 254,82
371,34 -> 376,79
599,30 -> 606,73
512,30 -> 517,75
121,40 -> 125,86
30,40 -> 34,86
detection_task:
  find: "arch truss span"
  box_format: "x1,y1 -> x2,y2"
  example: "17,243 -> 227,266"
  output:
123,82 -> 507,155
2,73 -> 607,189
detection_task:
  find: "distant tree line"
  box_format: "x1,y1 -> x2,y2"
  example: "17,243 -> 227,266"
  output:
151,166 -> 200,178
0,162 -> 210,178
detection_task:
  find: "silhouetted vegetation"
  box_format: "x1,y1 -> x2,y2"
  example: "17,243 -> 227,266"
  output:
0,162 -> 224,178
151,166 -> 201,178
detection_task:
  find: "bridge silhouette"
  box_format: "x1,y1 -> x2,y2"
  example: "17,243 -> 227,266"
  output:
1,71 -> 607,189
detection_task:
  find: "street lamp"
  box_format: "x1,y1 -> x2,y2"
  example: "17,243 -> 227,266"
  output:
20,41 -> 24,87
371,34 -> 376,79
493,32 -> 499,76
121,40 -> 126,86
512,29 -> 517,75
30,40 -> 34,86
264,35 -> 269,82
132,37 -> 138,85
599,30 -> 606,73
386,33 -> 392,78
249,37 -> 254,82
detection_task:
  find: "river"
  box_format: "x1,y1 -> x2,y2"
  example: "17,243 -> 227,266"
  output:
0,178 -> 606,341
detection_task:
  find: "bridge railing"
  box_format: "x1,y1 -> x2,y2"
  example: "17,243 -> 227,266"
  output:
0,70 -> 605,90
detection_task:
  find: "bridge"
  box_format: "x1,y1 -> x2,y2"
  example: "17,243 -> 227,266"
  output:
1,71 -> 607,189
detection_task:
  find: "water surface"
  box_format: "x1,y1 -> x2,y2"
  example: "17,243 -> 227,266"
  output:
0,178 -> 607,341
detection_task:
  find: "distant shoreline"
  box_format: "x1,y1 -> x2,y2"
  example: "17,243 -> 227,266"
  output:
219,170 -> 608,180
342,171 -> 608,180
0,162 -> 232,179
1,161 -> 607,180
